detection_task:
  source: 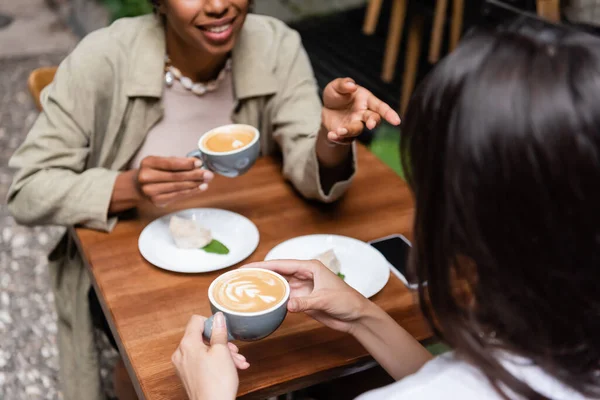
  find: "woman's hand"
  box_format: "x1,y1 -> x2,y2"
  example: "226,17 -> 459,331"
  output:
109,156 -> 214,214
172,313 -> 248,400
244,261 -> 433,381
137,156 -> 214,207
243,260 -> 372,334
321,78 -> 401,144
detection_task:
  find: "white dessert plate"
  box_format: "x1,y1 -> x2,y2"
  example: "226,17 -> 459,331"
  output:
265,234 -> 390,298
139,208 -> 259,273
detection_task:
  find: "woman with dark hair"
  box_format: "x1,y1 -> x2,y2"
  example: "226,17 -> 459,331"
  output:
7,1 -> 398,399
172,18 -> 600,400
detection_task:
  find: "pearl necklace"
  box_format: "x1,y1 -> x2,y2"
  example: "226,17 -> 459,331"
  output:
164,55 -> 232,96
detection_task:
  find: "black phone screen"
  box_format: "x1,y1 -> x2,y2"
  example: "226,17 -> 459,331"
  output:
370,236 -> 411,279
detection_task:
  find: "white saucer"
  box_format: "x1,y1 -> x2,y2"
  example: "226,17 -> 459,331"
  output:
139,208 -> 259,273
265,234 -> 390,298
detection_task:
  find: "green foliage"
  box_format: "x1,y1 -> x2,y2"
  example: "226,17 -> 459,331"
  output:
369,124 -> 406,180
426,342 -> 450,356
102,0 -> 153,21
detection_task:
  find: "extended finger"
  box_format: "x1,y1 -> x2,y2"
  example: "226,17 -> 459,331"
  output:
183,315 -> 207,340
366,96 -> 401,126
138,168 -> 214,184
234,357 -> 250,370
243,260 -> 321,278
231,352 -> 250,370
226,343 -> 250,369
141,181 -> 204,198
287,294 -> 325,313
152,186 -> 204,207
327,131 -> 354,145
141,156 -> 202,172
362,110 -> 382,131
332,77 -> 358,95
210,312 -> 229,346
329,120 -> 364,144
228,343 -> 239,353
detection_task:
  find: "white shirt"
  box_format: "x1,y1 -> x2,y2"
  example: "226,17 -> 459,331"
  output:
357,352 -> 589,400
128,72 -> 235,169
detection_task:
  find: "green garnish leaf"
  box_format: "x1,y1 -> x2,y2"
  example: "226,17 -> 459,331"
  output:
337,272 -> 346,280
202,239 -> 230,255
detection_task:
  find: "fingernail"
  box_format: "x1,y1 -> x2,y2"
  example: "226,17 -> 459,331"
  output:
338,128 -> 348,135
214,312 -> 226,329
203,171 -> 214,180
199,183 -> 208,191
194,160 -> 203,168
235,353 -> 246,361
346,81 -> 356,88
393,115 -> 401,125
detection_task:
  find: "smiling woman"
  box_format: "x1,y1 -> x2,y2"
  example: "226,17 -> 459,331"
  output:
7,0 -> 400,399
156,0 -> 250,77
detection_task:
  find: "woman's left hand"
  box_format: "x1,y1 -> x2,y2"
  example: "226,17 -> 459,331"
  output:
321,78 -> 401,144
172,314 -> 247,400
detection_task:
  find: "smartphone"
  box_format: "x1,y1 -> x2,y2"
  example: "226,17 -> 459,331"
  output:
369,234 -> 418,289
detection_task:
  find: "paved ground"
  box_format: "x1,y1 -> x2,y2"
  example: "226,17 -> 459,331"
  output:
0,1 -> 119,399
0,0 -> 77,58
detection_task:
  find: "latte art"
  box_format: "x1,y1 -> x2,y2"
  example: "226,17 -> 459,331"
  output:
226,279 -> 277,305
212,270 -> 287,313
203,130 -> 255,153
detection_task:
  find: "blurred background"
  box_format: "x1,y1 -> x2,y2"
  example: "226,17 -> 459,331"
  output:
0,0 -> 598,398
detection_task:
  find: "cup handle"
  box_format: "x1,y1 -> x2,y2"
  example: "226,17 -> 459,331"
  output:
187,150 -> 207,167
203,314 -> 235,342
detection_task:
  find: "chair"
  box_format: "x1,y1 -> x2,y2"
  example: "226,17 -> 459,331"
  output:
537,0 -> 561,22
27,66 -> 58,111
362,0 -> 465,82
400,15 -> 424,114
428,0 -> 448,63
382,0 -> 408,82
403,0 -> 466,111
363,0 -> 385,34
450,0 -> 465,50
389,0 -> 558,114
399,0 -> 550,114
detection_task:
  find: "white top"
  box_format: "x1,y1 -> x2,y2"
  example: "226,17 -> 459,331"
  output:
128,72 -> 235,169
357,352 -> 589,400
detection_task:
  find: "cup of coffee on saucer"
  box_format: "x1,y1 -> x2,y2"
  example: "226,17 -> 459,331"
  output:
188,124 -> 260,178
203,268 -> 290,341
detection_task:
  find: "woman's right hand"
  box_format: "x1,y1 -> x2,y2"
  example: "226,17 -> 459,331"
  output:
245,261 -> 433,382
243,260 -> 373,334
137,156 -> 214,207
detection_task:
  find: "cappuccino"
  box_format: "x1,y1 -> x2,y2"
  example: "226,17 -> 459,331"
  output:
203,130 -> 255,153
212,269 -> 287,313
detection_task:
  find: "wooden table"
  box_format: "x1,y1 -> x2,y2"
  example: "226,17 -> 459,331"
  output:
74,145 -> 432,400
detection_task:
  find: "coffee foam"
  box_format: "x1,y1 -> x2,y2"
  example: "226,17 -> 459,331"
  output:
202,130 -> 255,153
212,270 -> 287,313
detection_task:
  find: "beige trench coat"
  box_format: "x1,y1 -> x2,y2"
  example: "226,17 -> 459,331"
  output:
7,14 -> 355,400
